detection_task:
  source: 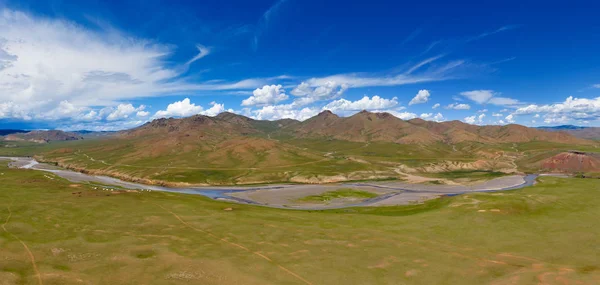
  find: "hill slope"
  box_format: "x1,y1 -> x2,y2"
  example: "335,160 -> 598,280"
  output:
39,110 -> 598,185
286,110 -> 591,145
4,130 -> 83,143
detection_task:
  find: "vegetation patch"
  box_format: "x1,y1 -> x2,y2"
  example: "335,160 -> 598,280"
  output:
298,188 -> 378,203
423,170 -> 507,180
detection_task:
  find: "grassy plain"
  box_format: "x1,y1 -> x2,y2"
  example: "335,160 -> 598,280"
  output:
2,137 -> 599,185
1,161 -> 599,284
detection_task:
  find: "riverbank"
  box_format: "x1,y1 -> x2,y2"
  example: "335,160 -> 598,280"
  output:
1,157 -> 551,209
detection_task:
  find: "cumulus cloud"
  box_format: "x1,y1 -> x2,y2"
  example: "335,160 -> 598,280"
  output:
242,84 -> 289,106
106,104 -> 147,121
446,103 -> 471,110
388,111 -> 418,120
420,112 -> 444,122
291,81 -> 348,106
252,104 -> 319,121
513,96 -> 600,124
322,95 -> 398,113
203,102 -> 227,116
460,90 -> 521,106
464,113 -> 486,125
432,103 -> 440,109
154,98 -> 203,118
492,112 -> 504,117
409,89 -> 430,105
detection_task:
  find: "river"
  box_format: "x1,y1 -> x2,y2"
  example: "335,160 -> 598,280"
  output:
2,157 -> 542,209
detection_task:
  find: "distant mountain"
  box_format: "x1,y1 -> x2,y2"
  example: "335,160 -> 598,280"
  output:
0,129 -> 27,136
537,125 -> 588,130
537,125 -> 600,140
286,110 -> 590,145
4,130 -> 83,143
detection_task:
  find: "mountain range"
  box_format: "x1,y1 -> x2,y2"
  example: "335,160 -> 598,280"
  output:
125,110 -> 591,145
537,125 -> 600,140
34,110 -> 599,185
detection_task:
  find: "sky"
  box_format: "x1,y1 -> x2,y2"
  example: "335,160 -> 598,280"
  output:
0,0 -> 599,131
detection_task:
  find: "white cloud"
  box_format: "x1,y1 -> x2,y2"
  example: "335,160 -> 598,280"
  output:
409,89 -> 430,105
242,84 -> 289,106
420,112 -> 444,122
322,95 -> 398,113
534,114 -> 540,118
432,103 -> 440,109
464,115 -> 476,124
252,104 -> 319,121
461,90 -> 494,104
389,111 -> 418,120
446,103 -> 471,110
492,112 -> 504,117
505,114 -> 515,123
464,113 -> 485,125
592,84 -> 600,88
460,90 -> 521,106
0,9 -> 268,124
291,81 -> 348,106
513,96 -> 600,123
477,109 -> 488,113
153,98 -> 228,118
203,102 -> 228,116
154,98 -> 203,118
106,104 -> 146,121
292,57 -> 472,106
185,44 -> 210,66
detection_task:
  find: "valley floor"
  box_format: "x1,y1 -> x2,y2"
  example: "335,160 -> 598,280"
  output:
1,160 -> 599,284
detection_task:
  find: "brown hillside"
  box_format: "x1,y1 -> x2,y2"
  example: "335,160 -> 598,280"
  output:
120,110 -> 592,147
291,110 -> 441,144
541,151 -> 600,173
4,130 -> 83,143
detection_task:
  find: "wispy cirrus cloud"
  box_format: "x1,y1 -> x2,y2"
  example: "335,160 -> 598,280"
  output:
0,9 -> 275,124
467,25 -> 520,42
253,0 -> 289,51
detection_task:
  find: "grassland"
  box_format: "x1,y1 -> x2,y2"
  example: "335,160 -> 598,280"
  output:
297,188 -> 378,203
420,170 -> 507,181
1,160 -> 599,284
2,137 -> 600,186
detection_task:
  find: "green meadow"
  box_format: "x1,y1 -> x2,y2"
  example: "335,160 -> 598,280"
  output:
1,160 -> 599,284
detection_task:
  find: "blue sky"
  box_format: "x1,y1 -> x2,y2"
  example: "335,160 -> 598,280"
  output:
0,0 -> 599,130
